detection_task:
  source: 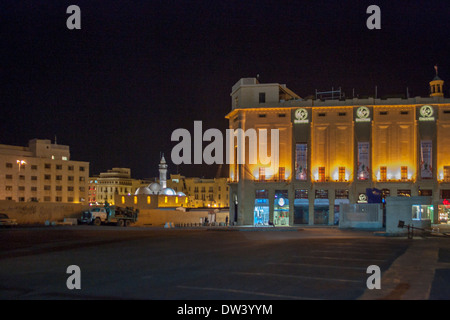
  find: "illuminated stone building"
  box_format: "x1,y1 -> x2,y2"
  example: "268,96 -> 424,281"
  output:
88,168 -> 151,205
0,139 -> 89,203
226,76 -> 450,226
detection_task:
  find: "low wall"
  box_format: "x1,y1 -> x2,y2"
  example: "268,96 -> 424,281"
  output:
0,200 -> 89,224
385,196 -> 432,234
135,209 -> 230,227
339,203 -> 383,229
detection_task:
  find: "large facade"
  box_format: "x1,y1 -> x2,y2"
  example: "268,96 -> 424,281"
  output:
227,77 -> 450,226
0,139 -> 89,203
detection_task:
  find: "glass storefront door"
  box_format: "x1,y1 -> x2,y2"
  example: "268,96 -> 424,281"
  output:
254,190 -> 269,226
314,199 -> 329,225
274,190 -> 289,226
294,189 -> 309,224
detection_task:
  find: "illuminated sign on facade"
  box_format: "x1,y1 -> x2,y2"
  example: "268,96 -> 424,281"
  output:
355,106 -> 371,122
419,105 -> 435,121
294,108 -> 309,124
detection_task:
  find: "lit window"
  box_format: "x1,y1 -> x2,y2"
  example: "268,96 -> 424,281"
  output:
401,166 -> 408,181
121,196 -> 125,204
278,167 -> 285,182
147,196 -> 151,204
444,166 -> 450,182
318,167 -> 325,182
165,196 -> 168,203
134,196 -> 137,204
259,167 -> 265,182
175,197 -> 179,204
380,166 -> 387,182
338,167 -> 345,182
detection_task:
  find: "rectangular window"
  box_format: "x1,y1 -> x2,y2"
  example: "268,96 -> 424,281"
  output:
31,165 -> 38,170
6,163 -> 13,168
318,167 -> 325,182
380,166 -> 387,182
44,174 -> 51,180
56,186 -> 63,191
56,165 -> 62,170
338,167 -> 346,182
401,166 -> 408,181
45,163 -> 51,169
31,176 -> 37,181
259,167 -> 266,182
419,189 -> 432,196
412,205 -> 433,221
315,189 -> 328,199
259,92 -> 266,103
295,144 -> 308,181
56,175 -> 62,181
421,141 -> 433,179
5,186 -> 12,191
5,175 -> 13,179
278,167 -> 285,182
444,166 -> 450,182
335,189 -> 349,199
55,197 -> 62,202
44,185 -> 51,191
397,189 -> 411,197
18,186 -> 25,191
44,196 -> 51,202
357,142 -> 370,180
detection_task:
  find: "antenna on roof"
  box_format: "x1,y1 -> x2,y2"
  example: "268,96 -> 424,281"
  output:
435,65 -> 439,76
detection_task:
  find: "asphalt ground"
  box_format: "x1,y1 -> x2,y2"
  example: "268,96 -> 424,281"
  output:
0,225 -> 449,301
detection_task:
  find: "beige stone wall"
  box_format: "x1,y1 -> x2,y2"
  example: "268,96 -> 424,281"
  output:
135,209 -> 230,227
0,200 -> 89,224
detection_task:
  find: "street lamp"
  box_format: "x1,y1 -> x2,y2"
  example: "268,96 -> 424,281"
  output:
17,160 -> 26,171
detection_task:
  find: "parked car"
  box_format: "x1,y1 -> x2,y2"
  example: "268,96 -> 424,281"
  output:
0,213 -> 18,227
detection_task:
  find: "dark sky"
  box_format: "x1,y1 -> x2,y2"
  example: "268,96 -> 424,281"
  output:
2,0 -> 449,179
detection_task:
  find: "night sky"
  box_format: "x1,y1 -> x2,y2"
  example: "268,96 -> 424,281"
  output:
2,0 -> 449,179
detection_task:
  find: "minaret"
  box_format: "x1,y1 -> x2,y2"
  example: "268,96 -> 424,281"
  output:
430,65 -> 444,98
159,153 -> 168,189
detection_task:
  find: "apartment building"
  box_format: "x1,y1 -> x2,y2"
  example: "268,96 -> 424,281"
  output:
0,139 -> 89,203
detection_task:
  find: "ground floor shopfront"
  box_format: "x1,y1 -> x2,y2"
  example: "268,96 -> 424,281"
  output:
229,182 -> 450,226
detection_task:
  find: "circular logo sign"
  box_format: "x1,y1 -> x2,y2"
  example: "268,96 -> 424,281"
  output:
295,108 -> 308,121
278,197 -> 285,207
358,194 -> 368,202
420,105 -> 434,118
356,106 -> 370,119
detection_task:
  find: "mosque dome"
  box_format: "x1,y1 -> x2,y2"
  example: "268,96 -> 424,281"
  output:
161,188 -> 176,196
148,182 -> 162,194
134,187 -> 152,195
177,192 -> 186,197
